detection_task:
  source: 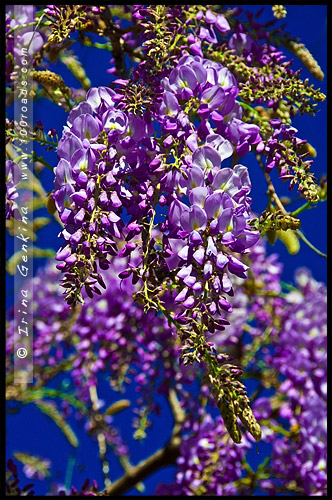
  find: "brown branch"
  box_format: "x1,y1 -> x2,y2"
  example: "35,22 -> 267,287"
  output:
103,434 -> 180,496
101,6 -> 127,79
256,153 -> 287,214
168,388 -> 186,426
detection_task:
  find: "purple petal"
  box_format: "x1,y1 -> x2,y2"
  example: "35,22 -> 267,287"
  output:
222,273 -> 233,294
203,260 -> 213,280
169,65 -> 197,92
205,9 -> 217,23
204,192 -> 224,220
71,114 -> 100,141
175,286 -> 189,303
57,131 -> 82,161
68,102 -> 94,125
215,14 -> 230,33
178,244 -> 189,261
206,236 -> 217,257
72,148 -> 96,174
190,230 -> 204,246
186,165 -> 205,189
158,91 -> 180,117
55,245 -> 71,261
183,275 -> 197,288
201,85 -> 225,110
205,134 -> 234,162
183,295 -> 195,308
189,186 -> 209,207
216,252 -> 229,270
177,264 -> 192,280
168,200 -> 189,228
193,247 -> 205,265
228,255 -> 249,275
217,207 -> 233,232
192,146 -> 221,172
180,205 -> 207,233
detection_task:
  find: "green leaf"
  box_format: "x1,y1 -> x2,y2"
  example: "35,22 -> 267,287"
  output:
6,247 -> 56,275
35,401 -> 79,447
22,387 -> 87,412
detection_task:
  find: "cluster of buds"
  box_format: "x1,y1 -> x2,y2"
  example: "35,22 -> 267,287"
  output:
272,5 -> 287,19
44,5 -> 103,45
207,359 -> 262,444
254,210 -> 301,232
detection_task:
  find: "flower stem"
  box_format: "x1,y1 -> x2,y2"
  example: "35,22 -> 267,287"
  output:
289,201 -> 312,217
295,229 -> 327,258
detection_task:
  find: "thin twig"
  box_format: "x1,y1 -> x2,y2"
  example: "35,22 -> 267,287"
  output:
103,389 -> 184,496
257,153 -> 327,259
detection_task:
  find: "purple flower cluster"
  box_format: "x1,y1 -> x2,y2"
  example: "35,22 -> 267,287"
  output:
179,236 -> 326,496
53,52 -> 261,326
227,15 -> 286,68
6,243 -> 327,495
162,159 -> 259,327
261,269 -> 327,496
6,252 -> 181,406
211,236 -> 283,347
160,53 -> 262,157
256,119 -> 308,174
51,34 -> 267,452
155,413 -> 250,496
53,84 -> 163,303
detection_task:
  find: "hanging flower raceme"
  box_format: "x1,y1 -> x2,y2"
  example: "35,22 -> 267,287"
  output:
53,52 -> 260,310
261,269 -> 327,496
160,160 -> 259,331
52,85 -> 160,305
50,12 -> 269,445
